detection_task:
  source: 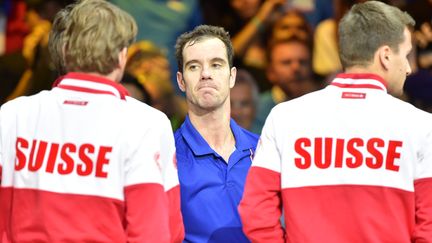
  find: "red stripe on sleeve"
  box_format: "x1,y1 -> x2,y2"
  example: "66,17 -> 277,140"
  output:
238,166 -> 284,243
166,185 -> 184,243
124,183 -> 171,243
413,177 -> 432,242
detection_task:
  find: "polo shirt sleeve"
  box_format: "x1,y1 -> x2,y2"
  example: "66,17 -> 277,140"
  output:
413,118 -> 432,242
239,110 -> 284,243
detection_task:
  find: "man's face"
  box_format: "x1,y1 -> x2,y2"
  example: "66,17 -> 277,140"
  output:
387,28 -> 412,96
229,0 -> 261,20
177,37 -> 236,112
230,83 -> 256,130
267,41 -> 312,98
272,12 -> 309,41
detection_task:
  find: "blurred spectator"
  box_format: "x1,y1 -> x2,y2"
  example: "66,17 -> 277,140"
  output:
266,8 -> 312,45
201,0 -> 283,67
230,69 -> 259,133
302,0 -> 334,29
121,73 -> 153,105
313,0 -> 365,78
0,0 -> 27,104
402,0 -> 432,113
227,0 -> 285,67
0,1 -> 9,55
0,49 -> 26,104
4,0 -> 28,54
254,36 -> 319,132
402,1 -> 432,113
202,1 -> 313,94
258,8 -> 314,92
1,0 -> 69,104
202,0 -> 281,58
404,68 -> 432,112
109,0 -> 203,94
405,0 -> 432,70
126,40 -> 187,130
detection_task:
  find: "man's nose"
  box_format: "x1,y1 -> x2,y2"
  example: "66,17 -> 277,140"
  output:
201,65 -> 211,79
406,64 -> 412,76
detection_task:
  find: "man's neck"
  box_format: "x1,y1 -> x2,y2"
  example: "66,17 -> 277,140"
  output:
84,69 -> 122,83
188,105 -> 235,162
344,65 -> 382,77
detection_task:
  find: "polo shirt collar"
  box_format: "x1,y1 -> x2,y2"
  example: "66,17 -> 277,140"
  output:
180,115 -> 255,156
230,118 -> 256,151
52,72 -> 129,100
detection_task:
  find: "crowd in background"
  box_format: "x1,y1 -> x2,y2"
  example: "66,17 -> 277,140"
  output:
0,0 -> 431,133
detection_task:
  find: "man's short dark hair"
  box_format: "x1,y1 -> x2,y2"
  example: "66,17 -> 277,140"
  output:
175,25 -> 234,73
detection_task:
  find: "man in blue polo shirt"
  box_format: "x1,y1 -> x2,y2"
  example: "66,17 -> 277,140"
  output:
174,25 -> 259,242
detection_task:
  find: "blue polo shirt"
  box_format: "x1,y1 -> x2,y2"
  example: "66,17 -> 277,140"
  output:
175,116 -> 259,243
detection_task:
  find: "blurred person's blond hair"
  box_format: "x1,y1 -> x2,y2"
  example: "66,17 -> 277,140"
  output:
63,0 -> 137,74
126,40 -> 187,128
48,3 -> 75,75
126,41 -> 173,99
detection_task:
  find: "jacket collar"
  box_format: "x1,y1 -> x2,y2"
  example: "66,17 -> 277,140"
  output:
330,73 -> 387,92
52,72 -> 129,100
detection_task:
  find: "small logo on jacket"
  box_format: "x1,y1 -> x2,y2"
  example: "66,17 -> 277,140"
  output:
63,100 -> 88,106
341,92 -> 366,99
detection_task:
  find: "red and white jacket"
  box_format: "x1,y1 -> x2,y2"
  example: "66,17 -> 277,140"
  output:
239,73 -> 432,243
0,72 -> 183,242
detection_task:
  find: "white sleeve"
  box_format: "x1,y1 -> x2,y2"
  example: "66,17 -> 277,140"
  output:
158,117 -> 179,192
415,118 -> 432,180
412,118 -> 432,242
252,110 -> 281,173
0,108 -> 3,178
124,121 -> 166,187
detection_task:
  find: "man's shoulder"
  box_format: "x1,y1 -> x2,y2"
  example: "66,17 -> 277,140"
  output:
174,122 -> 189,153
271,89 -> 324,113
387,95 -> 432,122
1,91 -> 48,113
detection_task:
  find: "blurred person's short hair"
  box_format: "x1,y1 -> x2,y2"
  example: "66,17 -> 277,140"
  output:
266,9 -> 312,47
266,35 -> 312,63
127,41 -> 167,72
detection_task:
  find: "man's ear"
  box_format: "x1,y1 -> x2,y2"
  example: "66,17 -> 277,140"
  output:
176,71 -> 186,92
229,67 -> 237,88
119,47 -> 128,69
378,45 -> 392,70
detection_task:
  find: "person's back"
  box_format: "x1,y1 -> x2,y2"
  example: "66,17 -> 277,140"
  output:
0,1 -> 182,242
249,73 -> 432,242
0,73 -> 173,241
239,2 -> 432,242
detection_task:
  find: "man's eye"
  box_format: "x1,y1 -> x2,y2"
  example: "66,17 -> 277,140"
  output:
188,65 -> 198,71
213,63 -> 222,68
